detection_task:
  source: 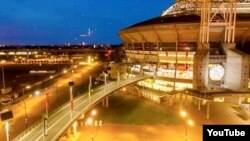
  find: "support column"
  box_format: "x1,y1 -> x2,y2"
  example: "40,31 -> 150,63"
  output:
180,93 -> 183,110
158,98 -> 161,104
78,120 -> 83,127
174,94 -> 177,104
185,94 -> 188,106
238,97 -> 242,105
102,99 -> 105,107
198,98 -> 201,110
117,71 -> 120,82
191,97 -> 194,105
193,44 -> 209,92
72,122 -> 77,136
169,95 -> 173,106
105,96 -> 109,107
192,97 -> 197,106
66,128 -> 71,138
206,101 -> 210,119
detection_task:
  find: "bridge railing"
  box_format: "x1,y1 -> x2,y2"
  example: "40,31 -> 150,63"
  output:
51,75 -> 153,140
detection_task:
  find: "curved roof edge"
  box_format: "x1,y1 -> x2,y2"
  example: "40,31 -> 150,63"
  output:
120,14 -> 201,32
120,13 -> 250,33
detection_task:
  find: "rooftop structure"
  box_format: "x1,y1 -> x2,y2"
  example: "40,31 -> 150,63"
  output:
119,0 -> 250,93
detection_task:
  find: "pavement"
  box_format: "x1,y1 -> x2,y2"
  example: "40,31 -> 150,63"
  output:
60,124 -> 201,141
59,90 -> 250,141
0,62 -> 102,140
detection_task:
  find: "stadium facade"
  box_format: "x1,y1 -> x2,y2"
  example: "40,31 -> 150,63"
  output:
119,0 -> 250,93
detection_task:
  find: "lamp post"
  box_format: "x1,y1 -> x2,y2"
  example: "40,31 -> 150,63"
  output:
22,85 -> 31,129
45,89 -> 49,115
1,60 -> 6,92
104,72 -> 107,86
103,72 -> 107,98
36,88 -> 49,136
88,76 -> 92,104
71,70 -> 74,81
68,81 -> 74,119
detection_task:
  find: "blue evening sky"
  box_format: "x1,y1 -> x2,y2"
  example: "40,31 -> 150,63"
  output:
0,0 -> 173,45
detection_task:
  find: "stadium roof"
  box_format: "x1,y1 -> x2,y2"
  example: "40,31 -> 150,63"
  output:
119,13 -> 250,43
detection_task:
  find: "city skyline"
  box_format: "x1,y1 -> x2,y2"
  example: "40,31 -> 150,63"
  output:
0,0 -> 172,45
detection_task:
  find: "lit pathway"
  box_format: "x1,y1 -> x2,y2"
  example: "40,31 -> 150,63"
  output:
0,63 -> 101,140
13,75 -> 152,141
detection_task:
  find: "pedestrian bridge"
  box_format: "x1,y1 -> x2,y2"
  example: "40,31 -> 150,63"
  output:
13,75 -> 152,141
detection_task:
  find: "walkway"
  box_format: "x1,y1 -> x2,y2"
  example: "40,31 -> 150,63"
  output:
13,75 -> 152,141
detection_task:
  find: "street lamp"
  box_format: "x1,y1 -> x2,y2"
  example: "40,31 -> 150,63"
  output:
88,76 -> 92,104
103,72 -> 107,86
34,90 -> 40,96
180,110 -> 187,118
87,117 -> 93,125
91,109 -> 97,116
63,70 -> 67,74
71,70 -> 75,81
122,87 -> 126,92
43,89 -> 50,137
68,81 -> 74,119
22,85 -> 31,129
1,60 -> 6,92
102,72 -> 107,98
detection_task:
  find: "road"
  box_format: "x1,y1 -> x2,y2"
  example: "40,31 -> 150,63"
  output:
13,75 -> 151,141
0,62 -> 103,140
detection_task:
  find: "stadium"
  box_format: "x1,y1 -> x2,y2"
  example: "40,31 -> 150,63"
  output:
119,0 -> 250,94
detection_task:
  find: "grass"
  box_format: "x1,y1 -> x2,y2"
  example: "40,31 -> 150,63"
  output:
94,93 -> 181,125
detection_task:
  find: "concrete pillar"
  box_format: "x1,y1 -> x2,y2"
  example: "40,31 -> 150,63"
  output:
198,98 -> 201,110
185,94 -> 188,106
170,96 -> 173,106
192,97 -> 195,105
174,94 -> 177,104
102,99 -> 105,107
105,96 -> 109,107
117,71 -> 120,82
238,97 -> 243,105
191,97 -> 194,105
158,98 -> 161,104
180,93 -> 183,110
206,101 -> 210,119
79,120 -> 83,127
196,98 -> 199,106
66,128 -> 71,138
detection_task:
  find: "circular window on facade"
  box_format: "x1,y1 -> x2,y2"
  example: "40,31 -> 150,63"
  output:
209,64 -> 225,81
